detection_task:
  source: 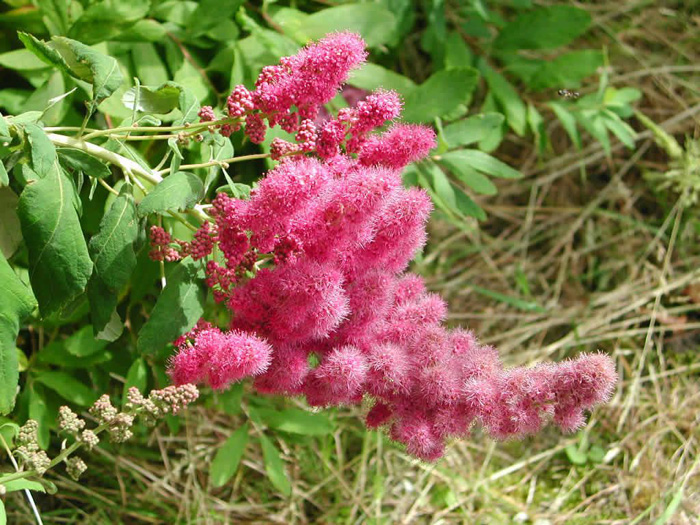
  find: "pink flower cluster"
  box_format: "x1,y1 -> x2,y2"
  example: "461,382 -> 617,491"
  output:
166,33 -> 617,461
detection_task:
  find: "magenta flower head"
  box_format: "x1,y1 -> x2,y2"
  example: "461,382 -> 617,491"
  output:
164,32 -> 619,463
253,32 -> 367,121
359,124 -> 437,169
168,327 -> 272,391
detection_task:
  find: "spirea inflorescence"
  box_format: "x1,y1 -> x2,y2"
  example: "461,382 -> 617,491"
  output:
162,32 -> 617,461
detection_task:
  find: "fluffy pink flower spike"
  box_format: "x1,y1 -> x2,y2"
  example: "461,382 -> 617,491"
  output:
166,32 -> 618,462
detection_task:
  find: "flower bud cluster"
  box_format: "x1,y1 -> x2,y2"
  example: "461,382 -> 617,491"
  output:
14,420 -> 51,474
164,33 -> 617,461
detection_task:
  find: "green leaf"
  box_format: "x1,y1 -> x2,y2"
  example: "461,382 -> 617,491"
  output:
217,382 -> 243,416
256,408 -> 334,436
259,434 -> 291,496
86,273 -> 121,339
654,485 -> 685,525
89,188 -> 139,291
18,168 -> 93,317
348,63 -> 416,95
0,499 -> 5,525
34,370 -> 98,406
34,0 -> 71,35
28,388 -> 50,448
37,338 -> 112,369
601,109 -> 636,149
123,358 -> 148,404
469,285 -> 546,313
138,172 -> 204,217
442,113 -> 505,149
137,257 -> 205,354
0,187 -> 23,259
210,423 -> 249,488
0,49 -> 49,71
403,68 -> 479,123
0,114 -> 10,142
3,479 -> 46,494
301,5 -> 397,48
24,123 -> 59,179
478,61 -> 527,136
67,0 -> 151,44
494,6 -> 591,50
19,33 -> 123,116
452,188 -> 486,220
549,101 -> 582,150
64,325 -> 109,357
526,50 -> 603,91
438,150 -> 522,179
0,255 -> 36,414
122,82 -> 185,115
187,0 -> 244,38
527,103 -> 548,154
578,110 -> 610,156
0,162 -> 6,188
565,444 -> 589,465
131,43 -> 169,87
57,149 -> 111,179
436,158 -> 497,195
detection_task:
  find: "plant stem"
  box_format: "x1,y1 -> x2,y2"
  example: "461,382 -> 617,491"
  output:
157,153 -> 271,176
81,117 -> 240,141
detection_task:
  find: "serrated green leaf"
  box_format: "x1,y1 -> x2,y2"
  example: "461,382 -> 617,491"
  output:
89,188 -> 139,290
259,434 -> 291,496
442,113 -> 505,149
478,61 -> 527,136
0,255 -> 36,414
0,187 -> 22,259
137,257 -> 205,354
138,171 -> 204,217
256,408 -> 333,436
210,423 -> 249,488
34,370 -> 98,406
300,4 -> 397,48
439,150 -> 522,179
19,33 -> 123,117
67,0 -> 151,44
494,6 -> 591,50
58,148 -> 111,179
549,101 -> 582,150
18,168 -> 93,317
403,68 -> 479,123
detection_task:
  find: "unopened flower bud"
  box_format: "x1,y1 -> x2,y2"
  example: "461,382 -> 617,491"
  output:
58,406 -> 86,434
65,457 -> 87,481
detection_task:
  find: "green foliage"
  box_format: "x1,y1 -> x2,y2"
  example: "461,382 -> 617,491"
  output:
209,423 -> 249,488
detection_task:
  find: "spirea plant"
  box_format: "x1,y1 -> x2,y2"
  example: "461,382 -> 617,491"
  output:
0,30 -> 616,500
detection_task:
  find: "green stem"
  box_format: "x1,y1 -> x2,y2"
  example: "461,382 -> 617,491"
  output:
81,117 -> 241,141
157,153 -> 271,176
